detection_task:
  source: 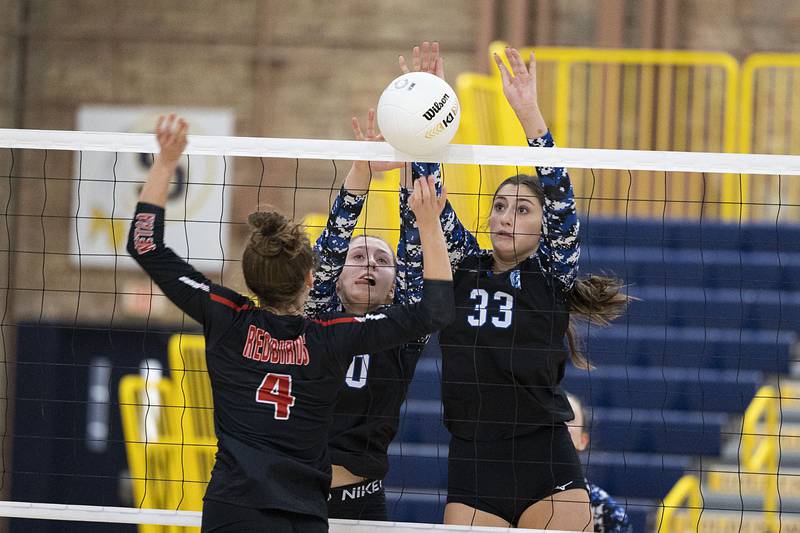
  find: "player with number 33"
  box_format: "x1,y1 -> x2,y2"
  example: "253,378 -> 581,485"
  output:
401,47 -> 630,531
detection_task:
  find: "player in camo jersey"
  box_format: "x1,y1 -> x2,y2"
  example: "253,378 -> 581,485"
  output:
566,393 -> 633,533
304,43 -> 445,521
399,47 -> 630,530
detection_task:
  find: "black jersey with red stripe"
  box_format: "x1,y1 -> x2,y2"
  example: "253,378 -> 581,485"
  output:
126,202 -> 454,519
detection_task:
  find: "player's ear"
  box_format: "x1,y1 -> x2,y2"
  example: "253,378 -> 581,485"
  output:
305,269 -> 313,289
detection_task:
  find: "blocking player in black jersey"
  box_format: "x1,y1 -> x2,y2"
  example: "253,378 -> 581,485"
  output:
305,43 -> 446,521
400,49 -> 629,530
126,114 -> 454,532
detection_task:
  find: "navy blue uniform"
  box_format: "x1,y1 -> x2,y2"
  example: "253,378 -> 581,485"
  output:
308,165 -> 441,520
402,132 -> 588,526
308,185 -> 429,485
127,202 -> 453,529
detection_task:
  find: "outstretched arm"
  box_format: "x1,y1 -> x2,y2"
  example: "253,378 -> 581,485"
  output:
138,114 -> 187,208
306,111 -> 405,316
396,41 -> 480,279
129,115 -> 250,344
495,47 -> 580,289
324,176 -> 454,363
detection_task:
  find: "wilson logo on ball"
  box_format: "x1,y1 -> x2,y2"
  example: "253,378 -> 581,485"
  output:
424,104 -> 459,139
422,93 -> 450,121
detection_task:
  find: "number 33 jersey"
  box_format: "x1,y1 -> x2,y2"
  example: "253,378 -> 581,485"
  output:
126,202 -> 454,520
439,253 -> 574,442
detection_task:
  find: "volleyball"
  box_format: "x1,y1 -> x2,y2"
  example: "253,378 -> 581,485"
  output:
376,71 -> 461,156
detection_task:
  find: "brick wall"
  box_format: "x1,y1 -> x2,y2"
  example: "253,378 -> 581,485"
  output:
2,0 -> 800,323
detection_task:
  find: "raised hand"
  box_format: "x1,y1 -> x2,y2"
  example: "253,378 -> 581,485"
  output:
409,176 -> 447,228
155,113 -> 188,166
139,114 -> 188,207
399,41 -> 445,80
344,109 -> 405,195
352,109 -> 405,173
493,47 -> 547,138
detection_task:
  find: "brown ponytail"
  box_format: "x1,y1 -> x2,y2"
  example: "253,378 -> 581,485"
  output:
242,211 -> 317,311
566,274 -> 632,370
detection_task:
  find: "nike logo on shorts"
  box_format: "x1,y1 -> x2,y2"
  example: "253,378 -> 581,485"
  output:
554,481 -> 574,491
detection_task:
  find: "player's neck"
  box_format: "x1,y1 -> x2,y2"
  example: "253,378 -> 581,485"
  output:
492,255 -> 520,274
264,304 -> 302,316
343,301 -> 379,316
263,294 -> 306,316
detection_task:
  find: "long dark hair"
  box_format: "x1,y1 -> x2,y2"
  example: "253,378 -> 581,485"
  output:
493,175 -> 631,370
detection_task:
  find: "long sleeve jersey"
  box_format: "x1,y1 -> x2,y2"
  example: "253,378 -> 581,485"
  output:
127,202 -> 453,518
400,131 -> 581,441
589,482 -> 633,533
304,172 -> 432,479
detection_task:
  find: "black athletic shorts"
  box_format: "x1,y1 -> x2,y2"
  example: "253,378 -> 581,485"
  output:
328,479 -> 387,521
202,499 -> 328,533
446,422 -> 588,526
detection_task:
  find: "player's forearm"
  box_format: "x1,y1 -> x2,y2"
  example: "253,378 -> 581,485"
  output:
515,104 -> 548,140
418,223 -> 452,281
343,162 -> 372,195
139,157 -> 177,208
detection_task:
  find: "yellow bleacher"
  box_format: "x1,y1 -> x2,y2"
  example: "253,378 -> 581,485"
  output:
120,334 -> 214,533
305,43 -> 800,250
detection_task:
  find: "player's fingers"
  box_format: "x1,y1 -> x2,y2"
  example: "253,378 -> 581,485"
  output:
352,117 -> 364,140
507,47 -> 526,78
427,176 -> 438,200
408,183 -> 420,209
507,47 -> 523,79
420,176 -> 433,204
411,46 -> 421,71
494,53 -> 511,86
366,108 -> 376,139
436,56 -> 445,80
421,41 -> 430,72
166,113 -> 177,132
176,119 -> 188,142
439,183 -> 448,207
399,55 -> 410,74
155,115 -> 165,135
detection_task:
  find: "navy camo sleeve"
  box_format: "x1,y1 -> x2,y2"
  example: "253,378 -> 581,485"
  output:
305,186 -> 366,316
589,483 -> 633,533
399,162 -> 482,270
529,131 -> 580,290
399,132 -> 580,288
396,162 -> 444,304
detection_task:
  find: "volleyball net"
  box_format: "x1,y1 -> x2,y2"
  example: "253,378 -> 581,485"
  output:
1,128 -> 800,532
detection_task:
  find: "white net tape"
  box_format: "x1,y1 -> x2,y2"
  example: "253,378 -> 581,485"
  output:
0,502 -> 573,532
2,128 -> 800,173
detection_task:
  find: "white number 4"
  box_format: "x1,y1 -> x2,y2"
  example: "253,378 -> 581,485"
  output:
467,289 -> 514,328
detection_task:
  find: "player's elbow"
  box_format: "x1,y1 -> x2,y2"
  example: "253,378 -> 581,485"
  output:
430,303 -> 455,332
418,279 -> 455,332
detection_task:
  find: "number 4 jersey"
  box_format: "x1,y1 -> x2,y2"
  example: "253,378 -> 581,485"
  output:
126,202 -> 454,520
440,252 -> 574,442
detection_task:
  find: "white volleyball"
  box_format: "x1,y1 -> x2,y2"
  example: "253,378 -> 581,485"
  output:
376,72 -> 461,156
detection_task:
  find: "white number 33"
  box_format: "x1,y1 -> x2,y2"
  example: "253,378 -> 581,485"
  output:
467,289 -> 514,328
